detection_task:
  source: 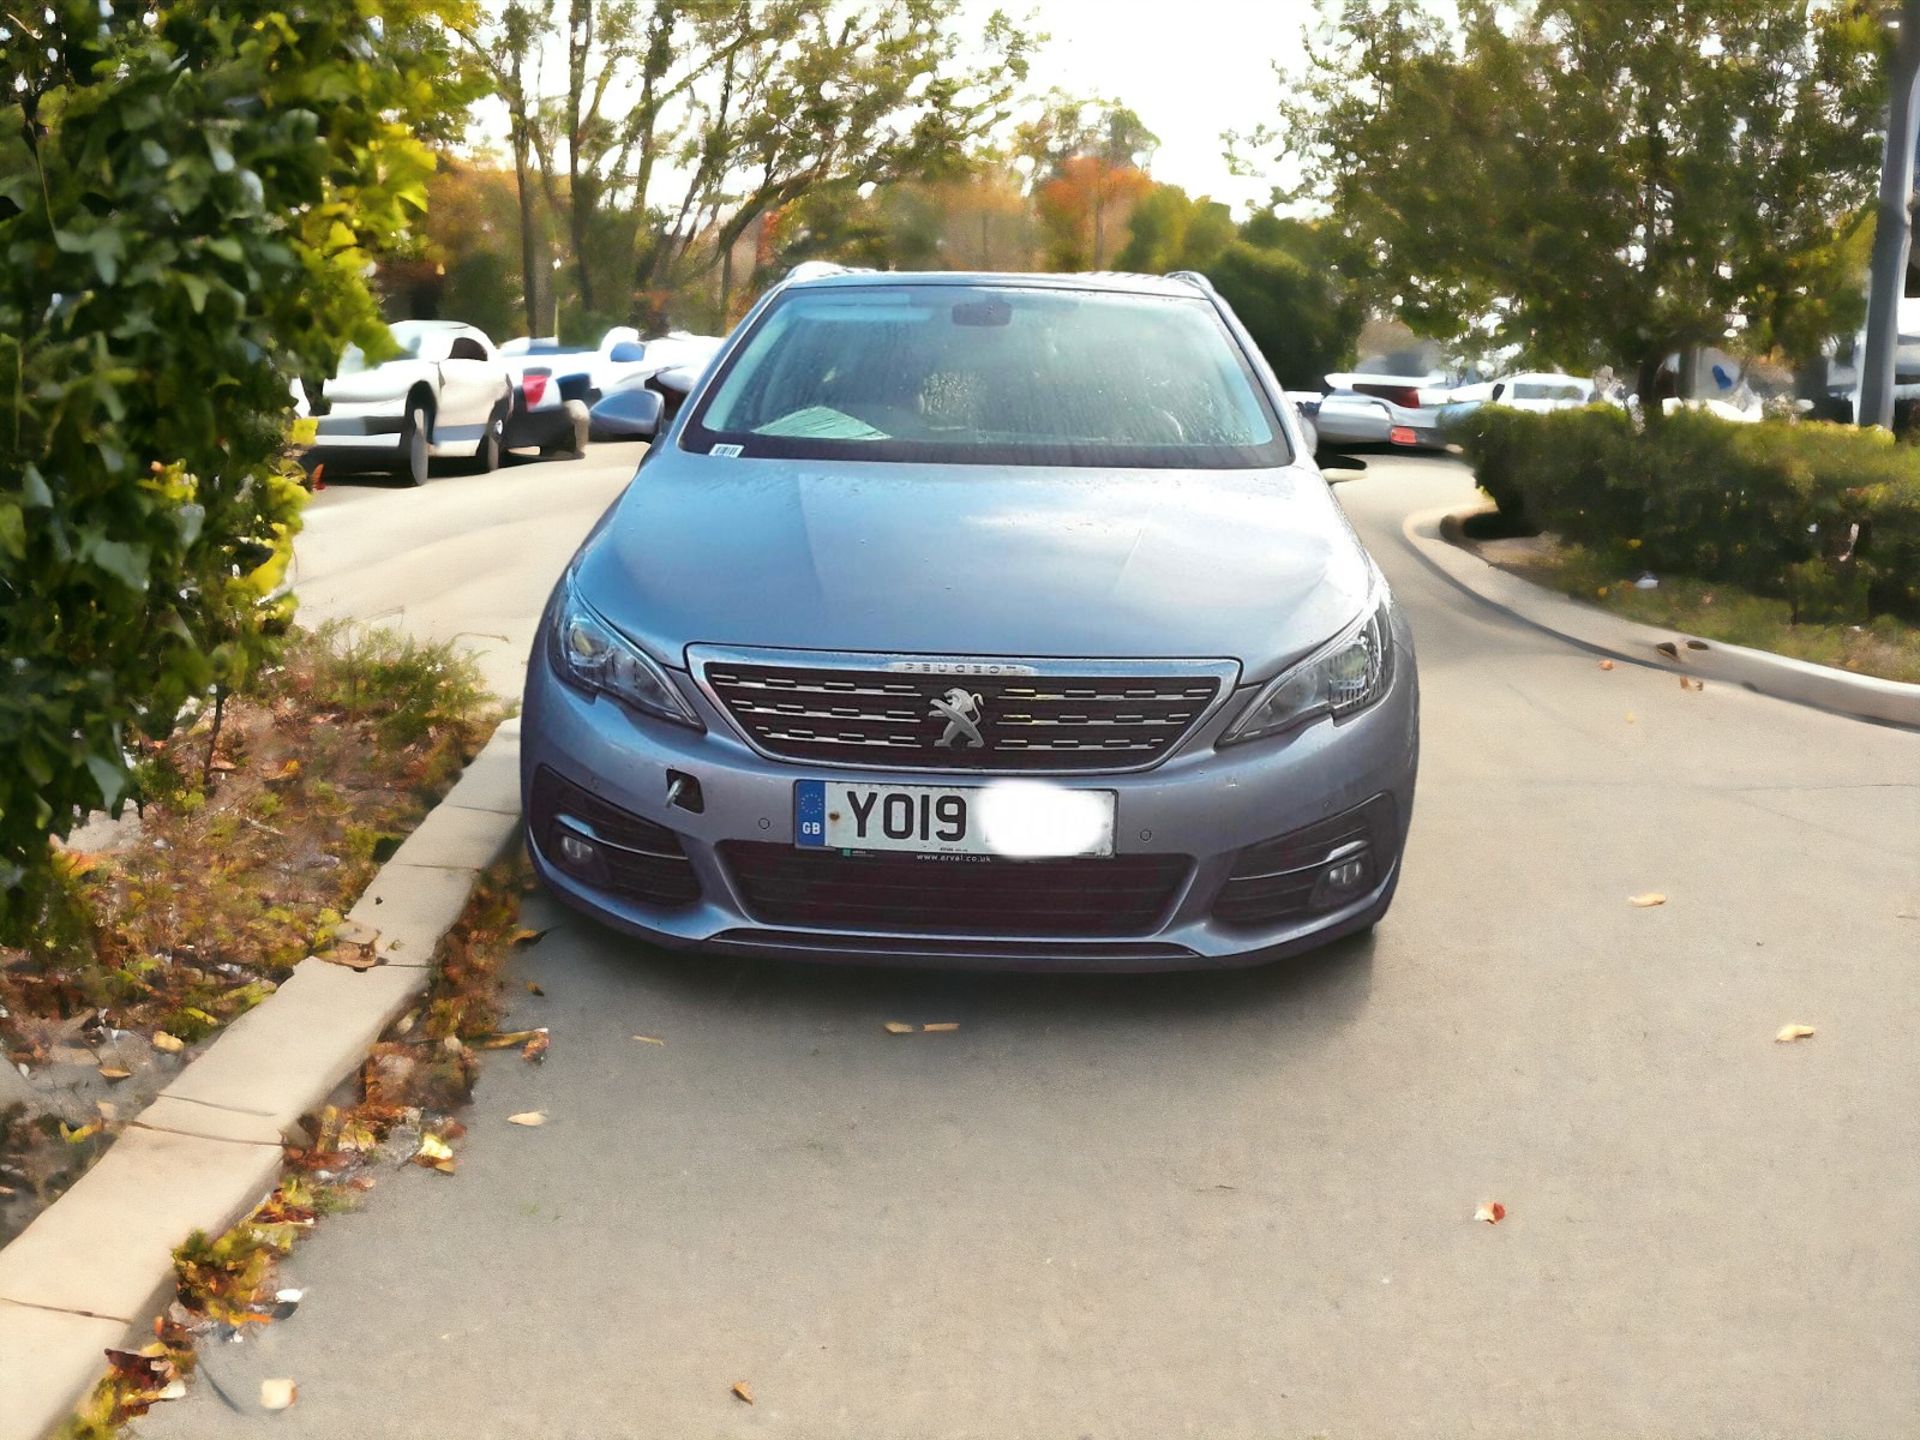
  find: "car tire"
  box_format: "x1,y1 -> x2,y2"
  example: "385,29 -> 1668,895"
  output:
474,406 -> 506,473
400,405 -> 430,486
543,399 -> 591,456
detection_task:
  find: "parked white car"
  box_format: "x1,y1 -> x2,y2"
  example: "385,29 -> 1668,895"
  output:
308,320 -> 515,484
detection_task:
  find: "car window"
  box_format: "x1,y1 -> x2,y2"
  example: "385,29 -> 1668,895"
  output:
687,284 -> 1289,469
448,335 -> 489,362
1512,381 -> 1589,402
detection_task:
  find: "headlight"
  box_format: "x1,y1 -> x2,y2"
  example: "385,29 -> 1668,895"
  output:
551,578 -> 701,728
1221,586 -> 1394,744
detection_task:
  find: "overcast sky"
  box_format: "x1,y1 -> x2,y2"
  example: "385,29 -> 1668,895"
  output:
978,0 -> 1325,213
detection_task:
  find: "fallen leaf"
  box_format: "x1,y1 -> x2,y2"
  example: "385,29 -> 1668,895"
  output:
98,1065 -> 131,1081
468,1028 -> 544,1050
1597,659 -> 1614,670
319,945 -> 379,971
510,927 -> 551,947
508,1111 -> 546,1127
413,1133 -> 456,1173
155,1379 -> 187,1402
921,1022 -> 960,1033
732,1381 -> 755,1405
522,1030 -> 550,1063
883,1021 -> 915,1035
1474,1200 -> 1507,1224
1628,893 -> 1666,907
95,1100 -> 116,1122
1775,1024 -> 1816,1043
104,1347 -> 175,1390
525,981 -> 545,996
260,1378 -> 297,1411
151,1031 -> 185,1053
62,1121 -> 102,1144
632,1034 -> 665,1045
1624,711 -> 1637,724
1678,675 -> 1704,691
208,756 -> 237,773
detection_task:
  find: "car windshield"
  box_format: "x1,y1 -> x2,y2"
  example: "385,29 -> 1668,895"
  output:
685,284 -> 1289,468
336,324 -> 431,376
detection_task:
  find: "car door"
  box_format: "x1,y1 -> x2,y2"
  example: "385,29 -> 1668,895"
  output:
436,328 -> 505,446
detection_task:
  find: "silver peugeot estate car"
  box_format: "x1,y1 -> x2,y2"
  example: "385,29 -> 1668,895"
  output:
520,268 -> 1418,970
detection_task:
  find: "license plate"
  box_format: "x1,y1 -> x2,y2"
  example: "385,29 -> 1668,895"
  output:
794,780 -> 1115,858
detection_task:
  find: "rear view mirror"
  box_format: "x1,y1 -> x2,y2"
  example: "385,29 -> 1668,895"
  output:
588,387 -> 665,441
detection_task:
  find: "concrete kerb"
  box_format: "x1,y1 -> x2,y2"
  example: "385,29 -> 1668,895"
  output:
1402,504 -> 1920,732
0,725 -> 525,1440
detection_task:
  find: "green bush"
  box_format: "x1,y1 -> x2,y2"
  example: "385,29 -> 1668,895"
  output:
1452,407 -> 1920,622
0,1 -> 473,936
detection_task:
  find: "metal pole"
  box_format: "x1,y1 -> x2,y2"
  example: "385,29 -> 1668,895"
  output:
1860,0 -> 1920,431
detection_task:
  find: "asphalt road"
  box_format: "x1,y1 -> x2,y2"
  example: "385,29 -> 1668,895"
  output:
141,452 -> 1920,1440
290,444 -> 648,699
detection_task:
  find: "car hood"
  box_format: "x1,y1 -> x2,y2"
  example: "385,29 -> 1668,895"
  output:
574,455 -> 1375,680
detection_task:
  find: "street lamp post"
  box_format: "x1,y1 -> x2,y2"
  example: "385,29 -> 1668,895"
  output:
551,256 -> 563,343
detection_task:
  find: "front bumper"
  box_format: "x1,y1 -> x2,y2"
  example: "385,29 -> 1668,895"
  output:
519,619 -> 1419,971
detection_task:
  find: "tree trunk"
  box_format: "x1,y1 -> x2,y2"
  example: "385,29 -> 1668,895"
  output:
1861,0 -> 1920,431
567,0 -> 596,319
1634,353 -> 1666,419
508,51 -> 541,337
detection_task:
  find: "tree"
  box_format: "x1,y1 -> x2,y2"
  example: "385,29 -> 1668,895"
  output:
1019,95 -> 1157,269
1256,0 -> 1885,407
1116,184 -> 1235,274
0,0 -> 474,930
456,3 -> 556,337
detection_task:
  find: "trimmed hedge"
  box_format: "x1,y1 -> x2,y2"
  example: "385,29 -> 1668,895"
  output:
1450,407 -> 1920,622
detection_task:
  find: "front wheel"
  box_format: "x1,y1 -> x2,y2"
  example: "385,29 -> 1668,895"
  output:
474,406 -> 506,473
400,405 -> 430,486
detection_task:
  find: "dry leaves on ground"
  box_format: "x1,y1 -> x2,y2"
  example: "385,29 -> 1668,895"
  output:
413,1133 -> 456,1173
1678,676 -> 1705,691
732,1381 -> 755,1405
883,1021 -> 915,1035
151,1031 -> 185,1053
521,1030 -> 550,1063
1775,1024 -> 1816,1043
1597,659 -> 1614,670
1628,893 -> 1666,908
260,1378 -> 298,1411
507,1111 -> 546,1127
1474,1201 -> 1507,1224
633,1034 -> 665,1045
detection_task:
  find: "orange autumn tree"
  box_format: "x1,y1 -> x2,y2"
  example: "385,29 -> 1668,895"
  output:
1019,95 -> 1157,271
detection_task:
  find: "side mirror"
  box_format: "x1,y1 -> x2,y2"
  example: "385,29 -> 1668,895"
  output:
1317,452 -> 1369,481
608,341 -> 648,363
588,386 -> 665,441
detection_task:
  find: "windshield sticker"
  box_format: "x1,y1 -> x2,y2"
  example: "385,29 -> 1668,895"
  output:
708,443 -> 745,458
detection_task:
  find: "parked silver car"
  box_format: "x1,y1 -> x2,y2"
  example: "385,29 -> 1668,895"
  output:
520,269 -> 1419,970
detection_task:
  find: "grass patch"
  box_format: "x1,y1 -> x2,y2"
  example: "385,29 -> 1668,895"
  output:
1490,537 -> 1920,685
0,624 -> 501,1244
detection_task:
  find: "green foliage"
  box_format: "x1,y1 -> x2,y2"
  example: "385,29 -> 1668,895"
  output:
0,1 -> 472,933
1452,406 -> 1920,620
301,624 -> 488,749
1115,185 -> 1235,275
1259,0 -> 1885,396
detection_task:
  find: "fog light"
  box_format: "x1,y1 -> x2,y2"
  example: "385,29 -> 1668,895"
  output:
1324,857 -> 1367,890
556,828 -> 599,872
1389,425 -> 1417,446
1310,847 -> 1373,909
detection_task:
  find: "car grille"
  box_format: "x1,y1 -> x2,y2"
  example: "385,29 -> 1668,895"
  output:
529,766 -> 701,908
1211,794 -> 1397,928
719,843 -> 1191,936
701,659 -> 1225,772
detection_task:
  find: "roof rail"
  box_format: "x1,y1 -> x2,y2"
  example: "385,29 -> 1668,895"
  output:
1168,270 -> 1215,295
784,260 -> 876,284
